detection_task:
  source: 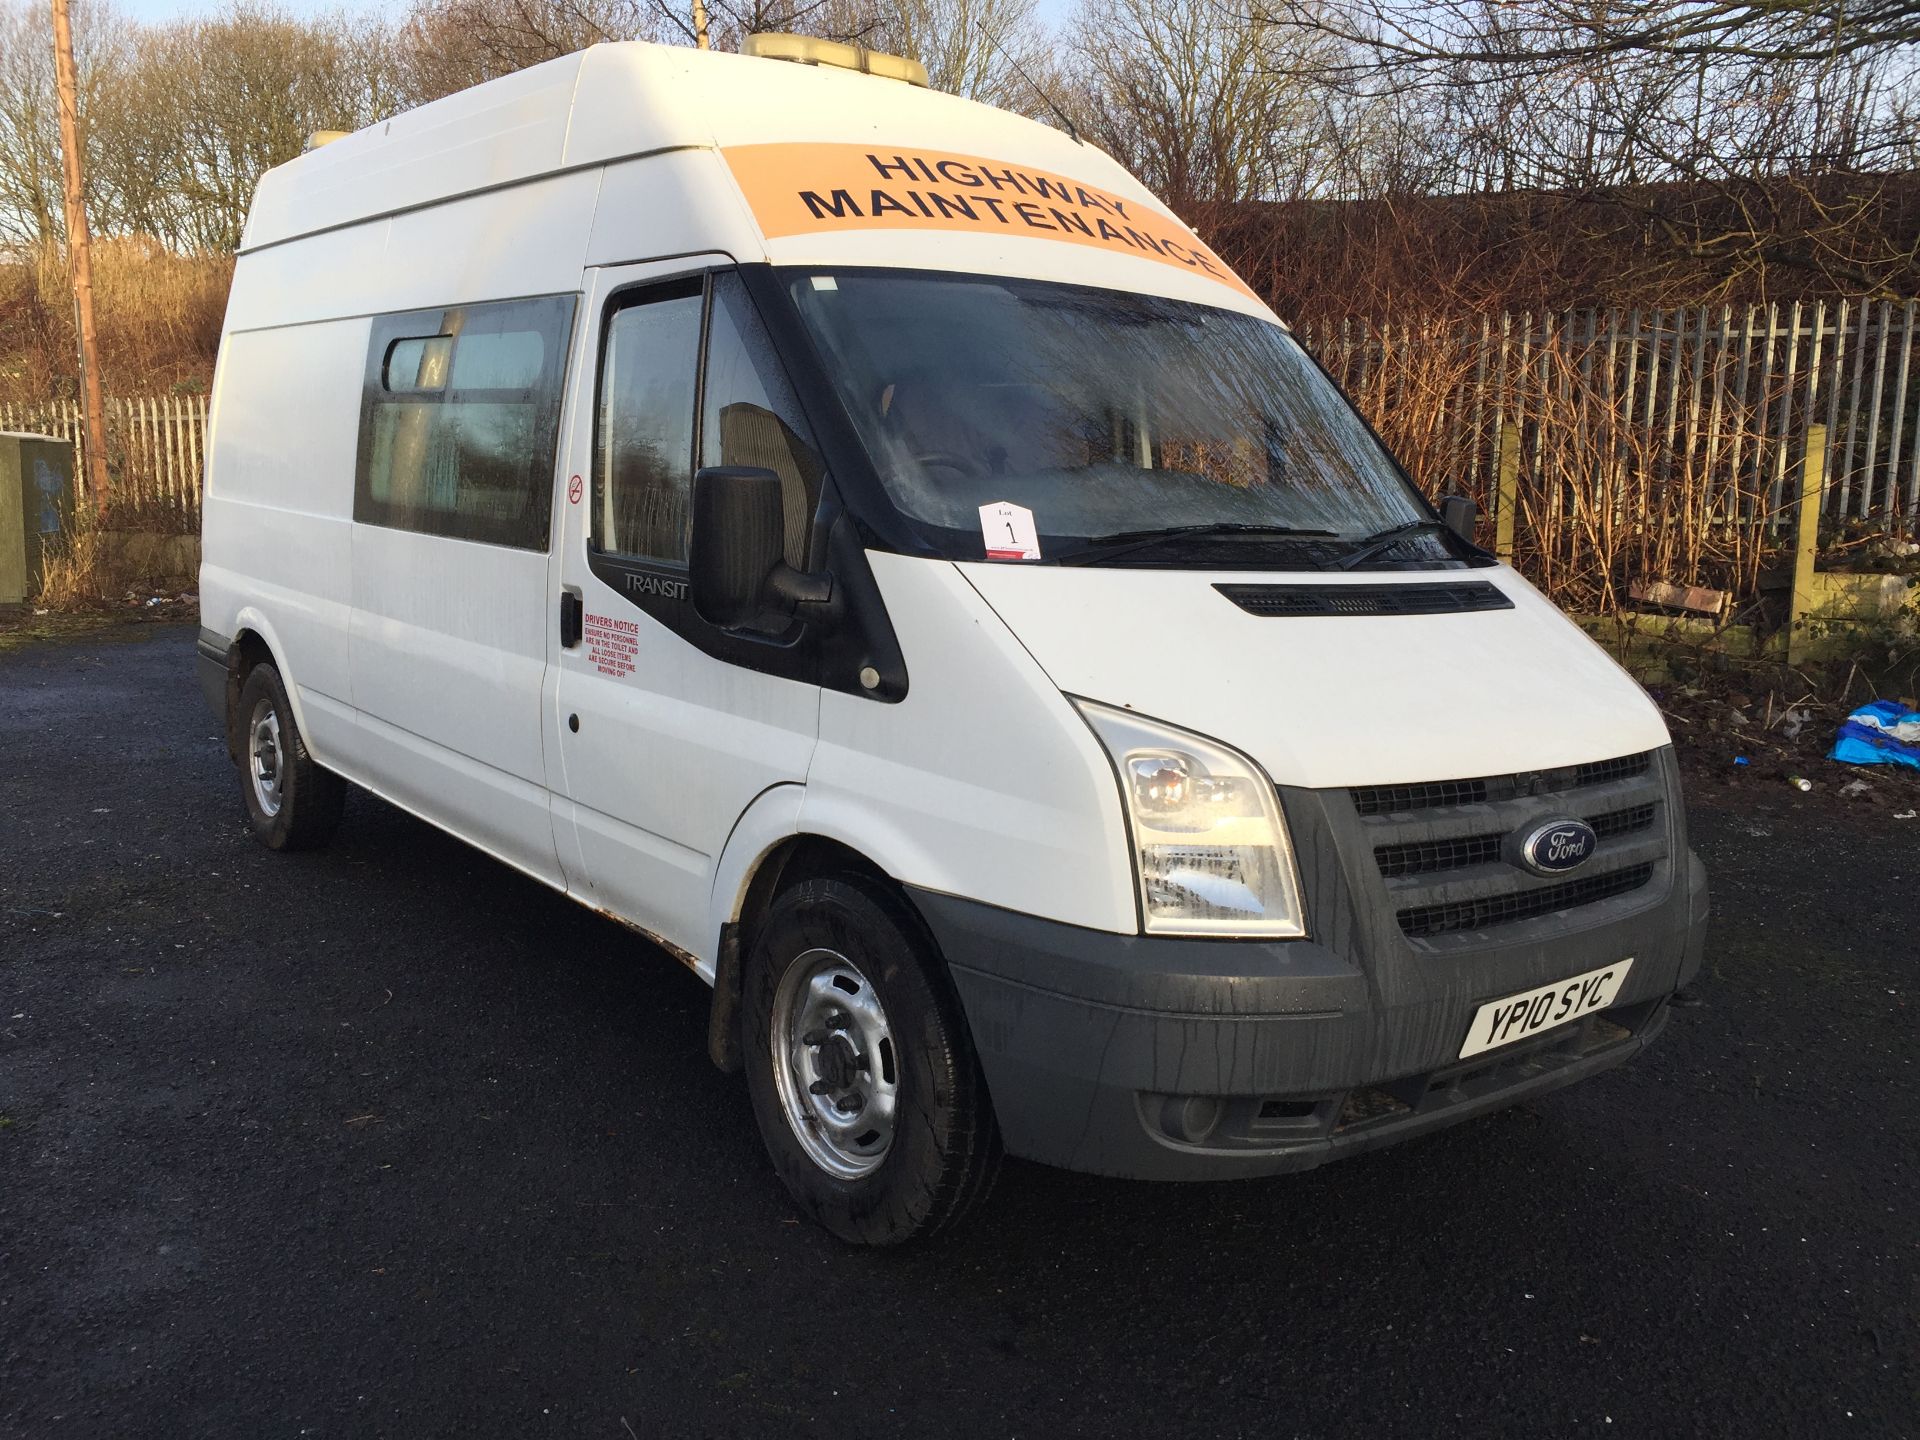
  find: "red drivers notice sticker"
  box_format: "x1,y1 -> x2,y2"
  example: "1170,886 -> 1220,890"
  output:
582,612 -> 637,678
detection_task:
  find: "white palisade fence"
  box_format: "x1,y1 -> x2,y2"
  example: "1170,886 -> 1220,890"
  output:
0,395 -> 209,529
1297,301 -> 1920,528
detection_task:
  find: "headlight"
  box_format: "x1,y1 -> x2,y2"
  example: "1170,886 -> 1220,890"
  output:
1075,700 -> 1307,938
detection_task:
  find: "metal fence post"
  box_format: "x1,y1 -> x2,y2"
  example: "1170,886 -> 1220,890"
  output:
1789,424 -> 1827,665
1495,421 -> 1520,561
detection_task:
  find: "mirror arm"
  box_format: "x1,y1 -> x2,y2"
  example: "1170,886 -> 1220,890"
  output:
766,563 -> 840,624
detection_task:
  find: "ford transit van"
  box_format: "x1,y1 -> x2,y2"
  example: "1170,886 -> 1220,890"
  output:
198,37 -> 1709,1244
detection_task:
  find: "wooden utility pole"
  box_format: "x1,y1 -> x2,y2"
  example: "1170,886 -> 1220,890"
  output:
692,0 -> 710,49
50,0 -> 108,510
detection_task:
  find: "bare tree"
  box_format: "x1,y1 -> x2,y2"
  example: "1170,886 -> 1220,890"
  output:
1231,0 -> 1920,295
1063,0 -> 1391,210
80,4 -> 405,251
808,0 -> 1052,106
1250,0 -> 1920,81
397,0 -> 669,102
0,0 -> 124,248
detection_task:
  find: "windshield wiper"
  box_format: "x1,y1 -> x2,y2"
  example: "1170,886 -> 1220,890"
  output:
1058,522 -> 1339,567
1333,519 -> 1455,571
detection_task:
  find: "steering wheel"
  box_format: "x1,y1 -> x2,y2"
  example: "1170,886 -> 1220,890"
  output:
912,450 -> 984,477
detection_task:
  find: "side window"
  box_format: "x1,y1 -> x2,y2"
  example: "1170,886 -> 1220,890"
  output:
701,272 -> 824,568
594,284 -> 703,563
355,295 -> 574,549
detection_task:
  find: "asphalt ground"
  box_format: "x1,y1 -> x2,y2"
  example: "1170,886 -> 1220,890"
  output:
1,624 -> 1914,1438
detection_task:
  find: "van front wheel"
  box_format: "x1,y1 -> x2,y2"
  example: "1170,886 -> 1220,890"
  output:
743,876 -> 1000,1245
236,662 -> 344,852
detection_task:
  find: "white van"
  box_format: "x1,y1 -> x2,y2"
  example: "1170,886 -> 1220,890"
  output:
198,37 -> 1709,1244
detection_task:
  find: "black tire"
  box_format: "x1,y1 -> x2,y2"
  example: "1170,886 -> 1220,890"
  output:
742,875 -> 1001,1245
235,662 -> 344,852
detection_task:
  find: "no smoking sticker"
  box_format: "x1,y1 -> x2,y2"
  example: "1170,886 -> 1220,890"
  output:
567,474 -> 583,505
979,501 -> 1040,561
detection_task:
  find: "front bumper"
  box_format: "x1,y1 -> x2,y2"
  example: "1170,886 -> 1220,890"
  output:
915,846 -> 1708,1182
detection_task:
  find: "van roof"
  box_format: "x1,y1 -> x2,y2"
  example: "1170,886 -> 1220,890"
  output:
242,42 -> 1125,254
239,41 -> 1265,318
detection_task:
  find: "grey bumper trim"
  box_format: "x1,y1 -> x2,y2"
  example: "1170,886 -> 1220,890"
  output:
912,841 -> 1707,1181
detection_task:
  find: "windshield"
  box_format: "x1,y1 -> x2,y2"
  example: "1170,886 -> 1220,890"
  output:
784,269 -> 1437,565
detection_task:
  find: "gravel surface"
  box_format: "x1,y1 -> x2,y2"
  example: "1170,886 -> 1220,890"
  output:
2,624 -> 1913,1438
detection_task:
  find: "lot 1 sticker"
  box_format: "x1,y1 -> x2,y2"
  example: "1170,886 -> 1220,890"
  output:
980,501 -> 1041,560
582,612 -> 639,678
721,143 -> 1258,301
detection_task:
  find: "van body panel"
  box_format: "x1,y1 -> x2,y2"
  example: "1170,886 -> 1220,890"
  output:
585,154 -> 766,269
544,259 -> 822,960
804,553 -> 1138,935
956,561 -> 1671,789
199,320 -> 363,730
228,172 -> 601,333
348,528 -> 560,884
705,783 -> 807,976
241,55 -> 591,252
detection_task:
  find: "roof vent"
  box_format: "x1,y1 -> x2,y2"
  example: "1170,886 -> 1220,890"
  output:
742,32 -> 929,88
304,130 -> 350,152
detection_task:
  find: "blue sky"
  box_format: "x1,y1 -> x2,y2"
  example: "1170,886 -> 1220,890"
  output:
111,0 -> 1075,26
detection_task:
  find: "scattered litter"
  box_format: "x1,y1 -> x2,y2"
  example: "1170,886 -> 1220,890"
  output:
1629,579 -> 1728,617
1777,706 -> 1813,742
1785,775 -> 1812,792
1895,810 -> 1916,821
1732,756 -> 1750,767
1830,701 -> 1920,770
1839,779 -> 1874,798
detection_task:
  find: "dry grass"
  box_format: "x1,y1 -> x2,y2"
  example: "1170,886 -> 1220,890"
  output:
32,506 -> 199,611
0,239 -> 229,404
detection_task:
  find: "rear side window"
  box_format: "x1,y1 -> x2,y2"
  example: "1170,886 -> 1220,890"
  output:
355,295 -> 575,549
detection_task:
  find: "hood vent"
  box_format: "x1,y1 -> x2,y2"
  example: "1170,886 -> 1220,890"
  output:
1215,581 -> 1513,618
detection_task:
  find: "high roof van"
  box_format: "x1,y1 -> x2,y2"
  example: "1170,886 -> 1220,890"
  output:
198,37 -> 1709,1244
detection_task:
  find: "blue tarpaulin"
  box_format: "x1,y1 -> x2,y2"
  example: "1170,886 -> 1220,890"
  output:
1829,701 -> 1920,770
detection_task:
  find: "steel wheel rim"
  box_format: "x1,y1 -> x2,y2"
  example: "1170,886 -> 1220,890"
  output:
248,697 -> 284,819
770,947 -> 899,1180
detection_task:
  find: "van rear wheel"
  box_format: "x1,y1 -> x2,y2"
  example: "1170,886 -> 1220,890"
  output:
742,876 -> 1000,1245
236,662 -> 344,852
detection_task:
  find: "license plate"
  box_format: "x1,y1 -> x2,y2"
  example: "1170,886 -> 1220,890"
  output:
1458,959 -> 1635,1060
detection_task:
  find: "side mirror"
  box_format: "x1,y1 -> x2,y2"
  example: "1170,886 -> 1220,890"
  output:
689,466 -> 834,631
1439,494 -> 1478,545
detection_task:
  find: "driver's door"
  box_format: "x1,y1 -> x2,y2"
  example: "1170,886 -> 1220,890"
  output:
544,259 -> 823,962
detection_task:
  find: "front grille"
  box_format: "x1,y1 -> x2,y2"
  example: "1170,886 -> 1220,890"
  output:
1576,753 -> 1653,788
1375,832 -> 1502,878
1353,777 -> 1491,815
1215,581 -> 1512,618
1590,802 -> 1655,839
1373,801 -> 1657,879
1396,863 -> 1656,938
1344,751 -> 1671,941
1351,751 -> 1653,817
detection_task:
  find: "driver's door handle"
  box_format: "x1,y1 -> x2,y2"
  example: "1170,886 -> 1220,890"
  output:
559,589 -> 583,649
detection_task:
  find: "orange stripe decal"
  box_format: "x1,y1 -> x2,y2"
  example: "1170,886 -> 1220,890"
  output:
722,142 -> 1258,300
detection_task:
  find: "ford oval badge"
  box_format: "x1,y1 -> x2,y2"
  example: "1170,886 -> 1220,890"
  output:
1519,819 -> 1597,876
